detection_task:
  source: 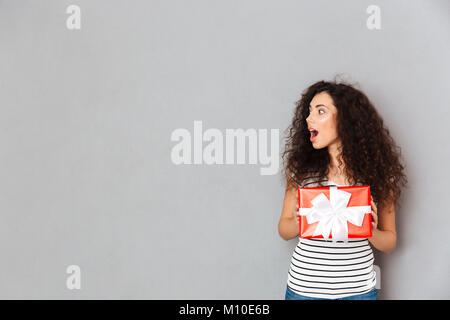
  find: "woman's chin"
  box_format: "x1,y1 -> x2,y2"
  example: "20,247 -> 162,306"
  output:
311,141 -> 327,149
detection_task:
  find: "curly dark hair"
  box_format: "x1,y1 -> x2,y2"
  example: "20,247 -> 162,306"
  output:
281,78 -> 408,213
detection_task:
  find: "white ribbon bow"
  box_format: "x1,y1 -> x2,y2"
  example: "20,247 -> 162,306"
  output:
299,186 -> 371,243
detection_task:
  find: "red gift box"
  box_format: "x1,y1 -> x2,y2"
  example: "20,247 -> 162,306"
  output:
298,185 -> 372,241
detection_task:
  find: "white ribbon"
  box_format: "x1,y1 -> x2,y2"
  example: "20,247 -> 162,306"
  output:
299,186 -> 371,243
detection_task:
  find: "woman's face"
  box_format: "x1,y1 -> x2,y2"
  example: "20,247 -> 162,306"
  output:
306,91 -> 340,150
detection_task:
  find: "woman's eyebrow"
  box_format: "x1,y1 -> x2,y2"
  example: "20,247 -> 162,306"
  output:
309,104 -> 328,109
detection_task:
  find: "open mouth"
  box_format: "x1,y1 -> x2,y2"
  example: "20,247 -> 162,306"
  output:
310,129 -> 319,139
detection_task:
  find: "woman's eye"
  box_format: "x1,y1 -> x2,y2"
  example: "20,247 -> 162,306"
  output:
308,109 -> 325,115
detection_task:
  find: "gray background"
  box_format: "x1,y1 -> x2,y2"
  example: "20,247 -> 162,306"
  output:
0,0 -> 449,299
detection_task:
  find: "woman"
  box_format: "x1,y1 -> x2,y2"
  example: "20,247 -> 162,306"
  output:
279,79 -> 407,300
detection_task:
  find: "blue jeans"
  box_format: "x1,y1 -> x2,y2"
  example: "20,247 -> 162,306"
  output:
285,286 -> 378,300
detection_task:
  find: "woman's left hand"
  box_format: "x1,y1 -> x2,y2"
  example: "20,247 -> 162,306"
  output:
371,198 -> 378,231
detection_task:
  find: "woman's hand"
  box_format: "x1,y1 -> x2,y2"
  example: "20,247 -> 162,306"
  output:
295,192 -> 300,224
371,198 -> 378,231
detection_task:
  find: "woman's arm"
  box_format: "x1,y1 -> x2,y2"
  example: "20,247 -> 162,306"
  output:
368,192 -> 397,253
278,177 -> 300,241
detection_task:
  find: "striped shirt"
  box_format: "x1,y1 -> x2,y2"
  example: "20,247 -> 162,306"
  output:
286,177 -> 377,299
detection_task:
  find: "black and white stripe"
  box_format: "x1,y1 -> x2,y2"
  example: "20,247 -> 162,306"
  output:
286,177 -> 377,299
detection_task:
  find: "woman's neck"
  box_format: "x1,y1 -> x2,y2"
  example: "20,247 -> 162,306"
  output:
327,164 -> 353,186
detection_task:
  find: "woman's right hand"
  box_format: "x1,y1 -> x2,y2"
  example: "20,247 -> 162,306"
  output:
295,192 -> 300,224
278,180 -> 301,241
